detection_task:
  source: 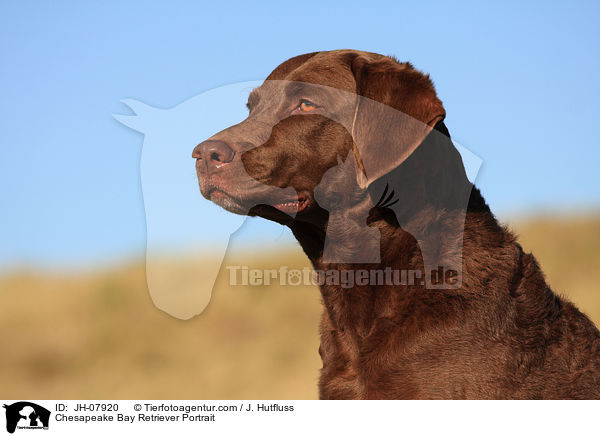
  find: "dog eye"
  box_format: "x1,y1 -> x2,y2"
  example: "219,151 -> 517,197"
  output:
296,99 -> 317,113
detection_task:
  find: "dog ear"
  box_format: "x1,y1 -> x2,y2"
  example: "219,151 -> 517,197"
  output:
349,55 -> 446,189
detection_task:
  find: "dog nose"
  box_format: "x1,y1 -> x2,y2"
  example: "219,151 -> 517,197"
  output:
193,140 -> 235,168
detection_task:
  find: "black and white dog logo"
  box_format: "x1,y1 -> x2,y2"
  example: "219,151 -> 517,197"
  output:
3,402 -> 50,434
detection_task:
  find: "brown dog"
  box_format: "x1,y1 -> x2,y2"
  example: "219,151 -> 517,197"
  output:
193,50 -> 600,399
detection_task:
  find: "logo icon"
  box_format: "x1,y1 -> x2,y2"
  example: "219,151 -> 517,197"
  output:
3,402 -> 50,434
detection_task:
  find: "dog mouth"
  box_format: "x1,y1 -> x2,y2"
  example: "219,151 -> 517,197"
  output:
272,195 -> 309,214
205,185 -> 311,216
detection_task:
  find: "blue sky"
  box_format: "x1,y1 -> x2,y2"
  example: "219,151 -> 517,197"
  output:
1,1 -> 599,270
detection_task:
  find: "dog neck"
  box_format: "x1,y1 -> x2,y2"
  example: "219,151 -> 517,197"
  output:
288,122 -> 493,337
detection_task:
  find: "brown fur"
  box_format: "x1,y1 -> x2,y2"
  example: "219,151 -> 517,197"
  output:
194,49 -> 600,399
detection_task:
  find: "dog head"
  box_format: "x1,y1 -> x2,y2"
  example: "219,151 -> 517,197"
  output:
194,50 -> 449,224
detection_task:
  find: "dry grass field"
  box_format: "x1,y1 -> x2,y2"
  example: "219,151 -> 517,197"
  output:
0,216 -> 599,399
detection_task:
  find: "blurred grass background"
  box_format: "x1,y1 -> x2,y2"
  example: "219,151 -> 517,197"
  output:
1,216 -> 599,399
